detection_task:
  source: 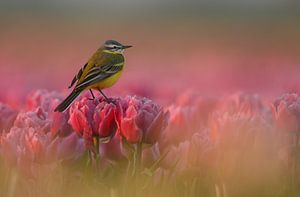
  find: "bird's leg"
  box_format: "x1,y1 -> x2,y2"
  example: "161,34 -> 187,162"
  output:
97,89 -> 117,105
88,89 -> 95,100
98,88 -> 110,103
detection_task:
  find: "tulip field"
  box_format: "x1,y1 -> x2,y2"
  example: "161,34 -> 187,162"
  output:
1,89 -> 300,197
1,1 -> 300,196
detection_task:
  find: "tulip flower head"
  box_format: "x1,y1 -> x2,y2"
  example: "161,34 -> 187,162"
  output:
1,107 -> 85,177
68,97 -> 120,150
118,96 -> 169,144
273,93 -> 300,133
26,89 -> 72,137
0,102 -> 18,134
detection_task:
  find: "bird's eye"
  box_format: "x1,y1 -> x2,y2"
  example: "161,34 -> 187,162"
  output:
113,46 -> 117,49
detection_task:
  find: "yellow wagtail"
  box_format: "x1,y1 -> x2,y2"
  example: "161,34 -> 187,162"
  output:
54,40 -> 132,112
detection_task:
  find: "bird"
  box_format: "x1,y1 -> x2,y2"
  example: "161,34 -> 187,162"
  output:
54,39 -> 132,112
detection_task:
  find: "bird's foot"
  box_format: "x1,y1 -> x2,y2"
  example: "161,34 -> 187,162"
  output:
105,98 -> 117,105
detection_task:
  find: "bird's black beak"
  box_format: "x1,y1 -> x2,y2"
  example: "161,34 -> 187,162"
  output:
122,45 -> 132,49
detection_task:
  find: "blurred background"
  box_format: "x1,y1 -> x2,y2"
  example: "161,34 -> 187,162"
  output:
0,0 -> 300,105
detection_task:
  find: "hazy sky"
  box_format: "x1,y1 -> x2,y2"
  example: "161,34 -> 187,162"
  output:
0,0 -> 298,9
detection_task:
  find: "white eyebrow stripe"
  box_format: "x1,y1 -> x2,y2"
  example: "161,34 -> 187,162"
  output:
105,44 -> 122,48
106,44 -> 115,48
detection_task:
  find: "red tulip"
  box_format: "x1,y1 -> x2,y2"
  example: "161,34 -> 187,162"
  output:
68,97 -> 120,149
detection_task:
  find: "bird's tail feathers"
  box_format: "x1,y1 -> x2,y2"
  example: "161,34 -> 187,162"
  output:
54,90 -> 81,112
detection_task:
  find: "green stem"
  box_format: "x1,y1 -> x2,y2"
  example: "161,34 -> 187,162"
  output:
93,137 -> 100,173
132,142 -> 142,177
136,142 -> 142,172
133,142 -> 143,197
292,133 -> 299,189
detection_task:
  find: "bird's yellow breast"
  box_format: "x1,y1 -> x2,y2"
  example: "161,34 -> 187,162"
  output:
88,69 -> 123,90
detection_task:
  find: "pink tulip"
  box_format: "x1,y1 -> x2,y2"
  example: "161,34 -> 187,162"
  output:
13,107 -> 51,133
142,144 -> 161,168
1,108 -> 85,177
273,93 -> 300,169
118,96 -> 169,144
99,133 -> 126,162
50,132 -> 85,162
159,92 -> 217,149
1,108 -> 52,171
273,93 -> 300,133
26,89 -> 72,137
216,92 -> 271,117
0,102 -> 18,134
209,94 -> 272,150
26,89 -> 64,112
162,131 -> 214,175
160,105 -> 195,147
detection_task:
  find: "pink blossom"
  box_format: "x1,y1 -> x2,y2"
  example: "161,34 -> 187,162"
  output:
1,108 -> 85,177
50,132 -> 85,162
118,96 -> 169,144
68,97 -> 120,149
0,102 -> 18,134
273,94 -> 300,171
160,93 -> 216,148
142,144 -> 161,168
162,131 -> 214,175
209,94 -> 272,150
99,133 -> 126,162
26,89 -> 72,137
273,93 -> 300,133
27,89 -> 64,112
176,91 -> 217,124
13,107 -> 51,133
216,92 -> 271,117
210,110 -> 257,148
159,105 -> 196,147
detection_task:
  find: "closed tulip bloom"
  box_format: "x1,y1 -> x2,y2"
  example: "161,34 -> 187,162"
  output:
68,97 -> 120,149
118,96 -> 169,144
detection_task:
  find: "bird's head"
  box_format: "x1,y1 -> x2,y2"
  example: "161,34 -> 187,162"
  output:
103,40 -> 132,54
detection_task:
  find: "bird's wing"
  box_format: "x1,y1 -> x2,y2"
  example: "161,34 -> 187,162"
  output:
74,62 -> 123,90
68,63 -> 88,88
